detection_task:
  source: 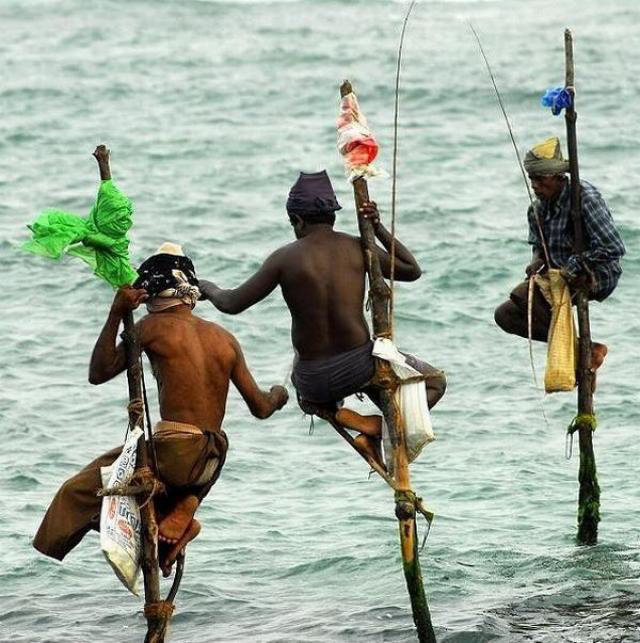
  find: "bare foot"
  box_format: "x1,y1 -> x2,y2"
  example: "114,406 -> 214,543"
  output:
336,408 -> 383,437
353,433 -> 385,470
590,342 -> 608,372
158,495 -> 199,545
583,342 -> 607,393
161,519 -> 201,577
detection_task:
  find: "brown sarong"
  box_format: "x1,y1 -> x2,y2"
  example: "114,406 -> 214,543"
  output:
33,421 -> 228,561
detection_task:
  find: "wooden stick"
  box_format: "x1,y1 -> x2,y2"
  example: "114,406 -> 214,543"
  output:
563,29 -> 600,545
121,313 -> 172,642
98,482 -> 160,497
340,80 -> 436,643
321,413 -> 434,528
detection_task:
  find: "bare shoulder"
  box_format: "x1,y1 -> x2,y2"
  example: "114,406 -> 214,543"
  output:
136,313 -> 155,340
194,315 -> 239,353
334,230 -> 361,245
332,230 -> 364,257
268,240 -> 299,262
193,314 -> 233,339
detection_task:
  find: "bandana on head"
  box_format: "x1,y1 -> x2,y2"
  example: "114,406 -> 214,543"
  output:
133,242 -> 201,311
523,137 -> 570,177
286,171 -> 342,219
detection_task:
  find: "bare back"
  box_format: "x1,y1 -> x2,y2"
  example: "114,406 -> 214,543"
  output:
201,203 -> 421,362
278,229 -> 370,359
138,309 -> 236,431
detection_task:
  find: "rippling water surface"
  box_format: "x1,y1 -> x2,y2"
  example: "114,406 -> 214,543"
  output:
1,0 -> 639,641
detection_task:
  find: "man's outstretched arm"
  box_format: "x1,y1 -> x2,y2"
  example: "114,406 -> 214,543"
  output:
229,335 -> 288,419
89,288 -> 147,384
360,202 -> 422,282
199,250 -> 282,315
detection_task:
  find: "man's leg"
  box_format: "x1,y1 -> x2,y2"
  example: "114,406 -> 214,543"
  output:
402,354 -> 447,410
295,391 -> 385,468
160,519 -> 201,577
33,446 -> 122,561
494,280 -> 552,342
156,430 -> 229,576
157,495 -> 199,544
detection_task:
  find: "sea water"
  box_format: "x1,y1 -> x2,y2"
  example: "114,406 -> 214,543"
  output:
1,0 -> 638,641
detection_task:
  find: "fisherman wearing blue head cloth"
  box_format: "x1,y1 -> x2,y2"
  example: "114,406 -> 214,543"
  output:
200,171 -> 446,465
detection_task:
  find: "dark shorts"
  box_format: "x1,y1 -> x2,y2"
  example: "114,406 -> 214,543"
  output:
292,341 -> 375,405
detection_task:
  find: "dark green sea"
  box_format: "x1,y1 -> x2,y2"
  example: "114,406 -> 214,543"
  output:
1,0 -> 638,641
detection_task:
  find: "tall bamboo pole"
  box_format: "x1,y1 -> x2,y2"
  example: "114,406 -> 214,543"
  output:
563,29 -> 600,545
120,314 -> 173,642
95,144 -> 174,640
340,80 -> 436,643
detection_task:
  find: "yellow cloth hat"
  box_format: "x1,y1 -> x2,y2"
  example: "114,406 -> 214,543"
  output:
523,137 -> 570,176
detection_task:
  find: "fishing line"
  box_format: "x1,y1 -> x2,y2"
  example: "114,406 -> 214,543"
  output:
470,23 -> 550,424
389,0 -> 418,337
468,22 -> 551,269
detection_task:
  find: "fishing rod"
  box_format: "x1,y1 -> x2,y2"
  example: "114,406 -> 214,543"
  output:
469,24 -> 552,407
389,0 -> 418,332
468,23 -> 551,269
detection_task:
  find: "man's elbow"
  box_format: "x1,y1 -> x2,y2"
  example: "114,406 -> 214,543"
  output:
214,293 -> 244,315
88,362 -> 115,385
217,300 -> 241,315
400,265 -> 422,282
251,405 -> 272,420
88,369 -> 106,385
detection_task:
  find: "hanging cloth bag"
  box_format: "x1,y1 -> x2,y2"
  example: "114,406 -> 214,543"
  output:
535,269 -> 577,393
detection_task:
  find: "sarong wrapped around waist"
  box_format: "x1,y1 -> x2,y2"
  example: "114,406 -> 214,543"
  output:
153,420 -> 228,492
33,420 -> 229,562
292,341 -> 375,404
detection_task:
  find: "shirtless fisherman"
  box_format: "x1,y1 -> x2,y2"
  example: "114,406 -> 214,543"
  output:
33,150 -> 288,575
199,171 -> 446,464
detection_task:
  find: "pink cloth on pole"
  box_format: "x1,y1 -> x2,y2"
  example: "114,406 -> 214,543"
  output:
337,92 -> 379,178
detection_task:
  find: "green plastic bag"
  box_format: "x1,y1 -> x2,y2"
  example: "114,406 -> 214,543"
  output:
23,179 -> 138,288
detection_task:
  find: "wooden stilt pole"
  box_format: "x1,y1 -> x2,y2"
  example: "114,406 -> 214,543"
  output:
340,80 -> 436,643
121,313 -> 174,641
92,149 -> 175,639
563,29 -> 600,545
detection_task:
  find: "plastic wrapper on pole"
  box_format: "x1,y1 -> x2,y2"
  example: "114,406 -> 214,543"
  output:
22,179 -> 138,288
337,91 -> 383,181
541,86 -> 573,116
99,427 -> 143,595
372,338 -> 435,473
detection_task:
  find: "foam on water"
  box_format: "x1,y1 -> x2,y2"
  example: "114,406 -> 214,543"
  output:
1,0 -> 639,641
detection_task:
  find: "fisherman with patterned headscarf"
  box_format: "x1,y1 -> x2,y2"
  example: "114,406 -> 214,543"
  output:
494,136 -> 625,372
133,242 -> 202,311
34,241 -> 288,576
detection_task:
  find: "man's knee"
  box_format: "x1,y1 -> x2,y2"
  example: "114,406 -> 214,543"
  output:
426,371 -> 447,409
494,300 -> 518,334
433,371 -> 447,397
295,392 -> 337,418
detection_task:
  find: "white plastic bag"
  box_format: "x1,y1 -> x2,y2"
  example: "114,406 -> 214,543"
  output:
372,338 -> 435,470
99,427 -> 143,595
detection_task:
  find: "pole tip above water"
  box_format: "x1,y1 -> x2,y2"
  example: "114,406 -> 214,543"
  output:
340,80 -> 352,97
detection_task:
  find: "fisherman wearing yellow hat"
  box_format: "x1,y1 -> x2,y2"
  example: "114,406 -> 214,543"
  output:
494,137 -> 625,370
